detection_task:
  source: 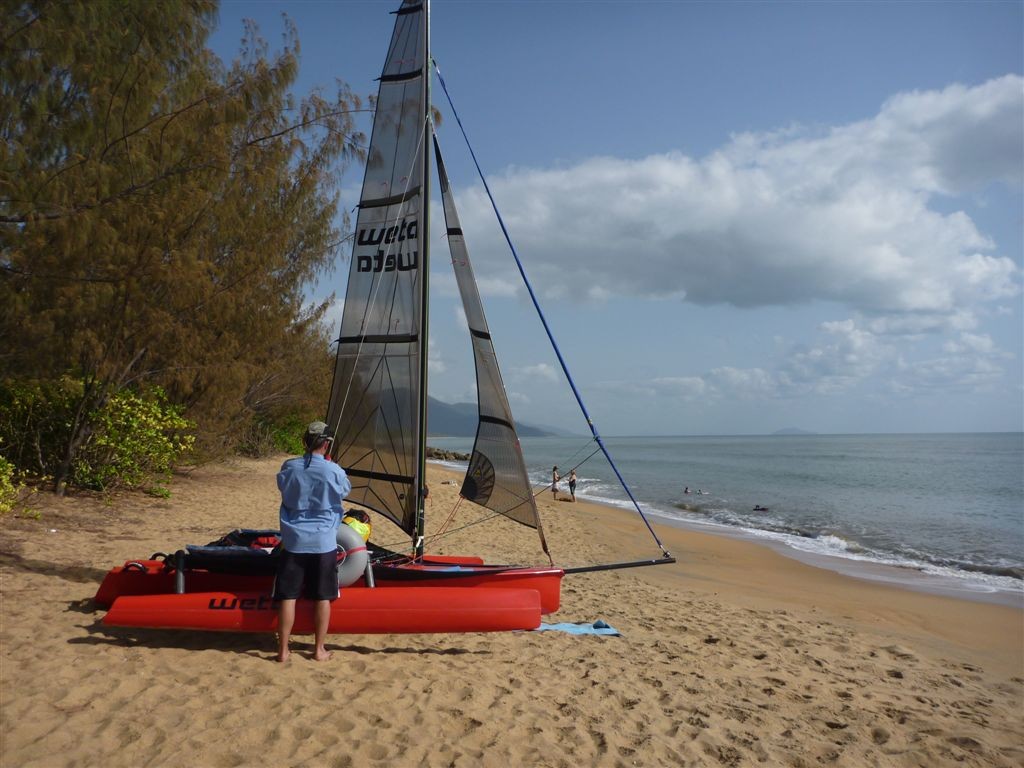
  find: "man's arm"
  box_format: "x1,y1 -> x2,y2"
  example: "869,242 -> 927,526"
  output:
332,467 -> 352,498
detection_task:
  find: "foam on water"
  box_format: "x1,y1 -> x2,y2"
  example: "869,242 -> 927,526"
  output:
646,501 -> 1023,599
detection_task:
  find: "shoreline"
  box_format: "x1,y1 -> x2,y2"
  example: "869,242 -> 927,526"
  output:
648,509 -> 1024,610
430,458 -> 1024,609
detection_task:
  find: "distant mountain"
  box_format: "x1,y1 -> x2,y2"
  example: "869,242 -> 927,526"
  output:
427,397 -> 558,437
772,427 -> 817,436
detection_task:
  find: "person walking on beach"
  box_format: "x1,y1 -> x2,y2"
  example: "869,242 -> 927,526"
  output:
274,421 -> 351,663
552,466 -> 560,500
568,469 -> 577,502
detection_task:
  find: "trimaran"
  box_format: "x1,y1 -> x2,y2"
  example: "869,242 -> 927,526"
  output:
96,0 -> 674,635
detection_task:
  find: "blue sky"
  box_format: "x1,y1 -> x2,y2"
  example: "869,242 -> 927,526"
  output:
211,0 -> 1023,436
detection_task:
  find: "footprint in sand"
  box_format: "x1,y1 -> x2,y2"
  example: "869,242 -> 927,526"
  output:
882,644 -> 918,662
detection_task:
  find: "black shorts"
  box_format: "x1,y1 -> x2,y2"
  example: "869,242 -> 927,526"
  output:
272,550 -> 339,601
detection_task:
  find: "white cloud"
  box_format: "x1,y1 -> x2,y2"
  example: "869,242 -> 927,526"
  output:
428,337 -> 446,374
594,316 -> 1014,409
865,310 -> 978,336
899,345 -> 1006,391
455,75 -> 1022,320
515,362 -> 559,382
942,332 -> 998,355
779,320 -> 890,395
507,391 -> 530,405
475,276 -> 519,298
651,376 -> 710,399
706,367 -> 776,398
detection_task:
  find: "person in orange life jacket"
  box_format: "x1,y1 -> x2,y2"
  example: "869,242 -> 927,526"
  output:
274,421 -> 351,663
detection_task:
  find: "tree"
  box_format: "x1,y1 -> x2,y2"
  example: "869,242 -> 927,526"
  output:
0,0 -> 365,492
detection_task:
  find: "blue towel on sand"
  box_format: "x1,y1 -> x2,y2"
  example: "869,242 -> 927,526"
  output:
532,619 -> 620,636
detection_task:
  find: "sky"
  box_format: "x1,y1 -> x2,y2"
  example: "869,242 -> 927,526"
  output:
210,0 -> 1023,437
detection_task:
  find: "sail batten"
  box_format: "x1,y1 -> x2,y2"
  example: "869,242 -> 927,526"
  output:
359,187 -> 422,209
336,334 -> 419,345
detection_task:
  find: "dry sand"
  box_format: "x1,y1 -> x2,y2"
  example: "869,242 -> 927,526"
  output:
1,457 -> 1021,767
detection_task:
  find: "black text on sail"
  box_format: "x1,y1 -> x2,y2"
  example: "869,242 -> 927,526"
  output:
356,217 -> 419,273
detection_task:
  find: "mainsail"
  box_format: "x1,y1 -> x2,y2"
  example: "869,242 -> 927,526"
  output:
434,135 -> 547,549
325,0 -> 428,535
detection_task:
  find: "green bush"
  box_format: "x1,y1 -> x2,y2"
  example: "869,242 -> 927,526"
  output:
0,455 -> 20,514
0,379 -> 194,495
0,377 -> 82,476
267,413 -> 308,456
73,388 -> 194,495
235,412 -> 309,458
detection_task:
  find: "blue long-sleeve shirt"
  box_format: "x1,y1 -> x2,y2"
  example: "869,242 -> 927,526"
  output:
276,454 -> 352,554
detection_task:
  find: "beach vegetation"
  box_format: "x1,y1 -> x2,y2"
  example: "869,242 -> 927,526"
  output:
1,0 -> 360,493
0,455 -> 21,515
0,378 -> 193,495
236,411 -> 310,458
71,387 -> 193,495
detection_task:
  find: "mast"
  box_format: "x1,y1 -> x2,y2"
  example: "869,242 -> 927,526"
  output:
413,0 -> 431,558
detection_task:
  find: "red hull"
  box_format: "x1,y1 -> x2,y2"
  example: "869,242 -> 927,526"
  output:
102,588 -> 541,634
95,560 -> 562,613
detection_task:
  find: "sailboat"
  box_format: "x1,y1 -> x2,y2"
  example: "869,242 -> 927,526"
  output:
97,0 -> 673,635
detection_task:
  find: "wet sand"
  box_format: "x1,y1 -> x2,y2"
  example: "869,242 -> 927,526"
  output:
1,456 -> 1021,767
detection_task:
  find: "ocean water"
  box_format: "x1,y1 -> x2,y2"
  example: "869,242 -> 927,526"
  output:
429,433 -> 1024,604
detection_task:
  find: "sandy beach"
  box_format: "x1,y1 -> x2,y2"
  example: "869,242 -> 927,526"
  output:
2,456 -> 1021,767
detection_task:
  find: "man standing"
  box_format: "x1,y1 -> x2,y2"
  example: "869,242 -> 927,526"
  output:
274,421 -> 351,663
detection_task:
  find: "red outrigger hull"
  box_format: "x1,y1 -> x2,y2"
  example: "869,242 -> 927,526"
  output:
95,559 -> 563,615
102,588 -> 542,634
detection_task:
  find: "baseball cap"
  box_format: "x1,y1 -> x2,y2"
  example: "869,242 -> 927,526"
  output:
305,421 -> 332,441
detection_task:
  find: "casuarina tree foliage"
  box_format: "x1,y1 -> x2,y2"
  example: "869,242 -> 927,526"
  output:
0,0 -> 364,493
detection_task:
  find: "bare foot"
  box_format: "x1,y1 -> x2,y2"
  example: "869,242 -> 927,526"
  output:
276,649 -> 290,663
313,649 -> 333,662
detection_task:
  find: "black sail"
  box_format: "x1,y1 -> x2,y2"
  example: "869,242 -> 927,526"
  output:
434,135 -> 547,548
325,0 -> 426,534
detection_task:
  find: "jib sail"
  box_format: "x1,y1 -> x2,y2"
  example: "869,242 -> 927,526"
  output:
433,134 -> 548,551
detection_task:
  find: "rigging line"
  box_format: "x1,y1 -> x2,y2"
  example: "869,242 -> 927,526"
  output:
564,444 -> 604,476
527,442 -> 603,502
370,539 -> 421,558
557,438 -> 605,477
433,60 -> 671,558
560,437 -> 597,467
423,509 -> 506,541
424,509 -> 553,568
420,495 -> 464,556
